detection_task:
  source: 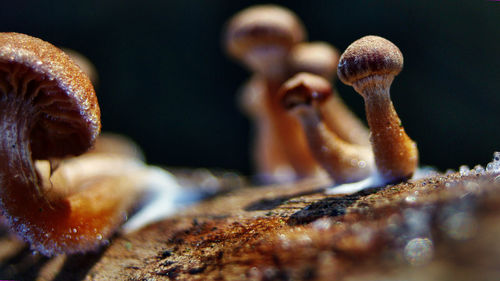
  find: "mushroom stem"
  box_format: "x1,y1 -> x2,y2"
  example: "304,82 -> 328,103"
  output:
0,100 -> 143,255
279,73 -> 373,184
337,36 -> 418,183
239,76 -> 294,182
293,106 -> 373,183
357,76 -> 418,181
266,80 -> 322,178
0,32 -> 144,256
287,41 -> 370,147
224,5 -> 324,181
319,93 -> 370,146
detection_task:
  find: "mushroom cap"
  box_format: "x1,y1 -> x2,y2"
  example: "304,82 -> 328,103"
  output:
0,32 -> 100,159
288,41 -> 340,80
279,72 -> 332,110
62,48 -> 99,87
337,35 -> 403,86
224,5 -> 306,63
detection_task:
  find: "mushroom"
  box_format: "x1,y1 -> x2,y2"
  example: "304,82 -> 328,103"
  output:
238,75 -> 295,183
61,48 -> 99,87
279,72 -> 373,184
0,32 -> 143,255
287,41 -> 371,146
225,5 -> 323,181
337,35 -> 418,183
89,132 -> 145,160
225,4 -> 305,80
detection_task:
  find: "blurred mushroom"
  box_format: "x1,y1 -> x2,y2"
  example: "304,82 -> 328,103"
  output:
0,32 -> 149,255
287,42 -> 370,146
89,132 -> 145,160
279,73 -> 373,184
225,5 -> 323,182
238,75 -> 295,182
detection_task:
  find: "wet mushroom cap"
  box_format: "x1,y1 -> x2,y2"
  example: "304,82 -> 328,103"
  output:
337,35 -> 403,86
279,72 -> 332,110
288,42 -> 340,79
225,5 -> 306,60
0,32 -> 100,159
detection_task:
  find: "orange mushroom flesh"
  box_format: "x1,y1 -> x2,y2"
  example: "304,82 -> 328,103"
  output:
225,5 -> 323,181
337,35 -> 418,183
238,75 -> 295,182
279,73 -> 373,184
0,33 -> 141,256
287,41 -> 370,146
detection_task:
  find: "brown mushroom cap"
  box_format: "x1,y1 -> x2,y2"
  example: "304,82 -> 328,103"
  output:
0,32 -> 100,159
224,5 -> 306,69
61,48 -> 99,87
288,42 -> 340,79
337,35 -> 403,86
279,72 -> 332,110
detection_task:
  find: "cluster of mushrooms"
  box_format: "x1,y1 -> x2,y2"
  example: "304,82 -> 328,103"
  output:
224,5 -> 418,185
0,4 -> 419,256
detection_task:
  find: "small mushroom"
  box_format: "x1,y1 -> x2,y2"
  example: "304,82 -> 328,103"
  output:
225,5 -> 322,181
0,32 -> 142,255
287,41 -> 370,146
337,35 -> 418,183
279,73 -> 373,184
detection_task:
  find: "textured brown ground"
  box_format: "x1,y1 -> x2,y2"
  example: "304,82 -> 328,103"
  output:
1,169 -> 500,281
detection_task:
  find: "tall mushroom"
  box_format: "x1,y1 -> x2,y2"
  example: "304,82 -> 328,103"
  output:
337,35 -> 418,183
0,32 -> 143,255
279,73 -> 373,184
225,5 -> 323,181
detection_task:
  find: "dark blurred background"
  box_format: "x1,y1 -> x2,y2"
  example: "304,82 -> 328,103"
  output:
1,1 -> 499,175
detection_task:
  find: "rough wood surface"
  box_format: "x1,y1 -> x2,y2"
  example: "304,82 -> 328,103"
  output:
1,169 -> 500,280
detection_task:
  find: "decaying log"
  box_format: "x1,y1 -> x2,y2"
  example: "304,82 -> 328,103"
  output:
1,169 -> 500,280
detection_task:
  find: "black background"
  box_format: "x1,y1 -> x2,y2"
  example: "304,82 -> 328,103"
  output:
1,0 -> 499,175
